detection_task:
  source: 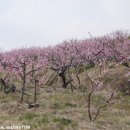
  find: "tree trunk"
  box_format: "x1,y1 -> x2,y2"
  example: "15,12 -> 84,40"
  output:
59,72 -> 68,88
20,77 -> 26,102
20,63 -> 26,103
34,79 -> 37,106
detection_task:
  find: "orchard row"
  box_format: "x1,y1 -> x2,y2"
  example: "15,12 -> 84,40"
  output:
0,31 -> 130,103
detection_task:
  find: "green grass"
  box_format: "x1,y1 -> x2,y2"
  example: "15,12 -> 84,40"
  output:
19,113 -> 39,121
53,117 -> 72,125
53,117 -> 78,130
40,114 -> 49,124
64,102 -> 77,108
85,64 -> 95,70
51,102 -> 64,109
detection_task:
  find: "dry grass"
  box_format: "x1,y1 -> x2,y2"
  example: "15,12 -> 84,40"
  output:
0,88 -> 130,130
0,65 -> 130,130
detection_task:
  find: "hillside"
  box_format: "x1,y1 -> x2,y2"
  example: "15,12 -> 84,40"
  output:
0,31 -> 130,130
0,63 -> 130,130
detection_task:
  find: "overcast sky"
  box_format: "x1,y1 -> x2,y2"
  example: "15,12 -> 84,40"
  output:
0,0 -> 130,51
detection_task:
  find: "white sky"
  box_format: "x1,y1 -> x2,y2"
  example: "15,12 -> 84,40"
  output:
0,0 -> 130,51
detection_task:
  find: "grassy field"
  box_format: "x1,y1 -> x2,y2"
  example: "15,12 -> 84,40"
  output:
0,65 -> 130,130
